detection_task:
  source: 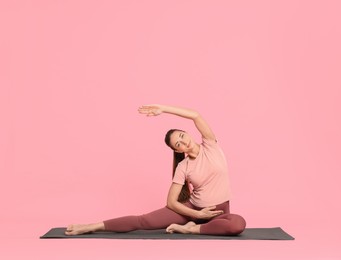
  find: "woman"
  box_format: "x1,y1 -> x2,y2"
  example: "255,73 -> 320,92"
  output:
65,105 -> 246,236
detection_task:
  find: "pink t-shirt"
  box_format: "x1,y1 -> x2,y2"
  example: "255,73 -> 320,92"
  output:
172,137 -> 231,208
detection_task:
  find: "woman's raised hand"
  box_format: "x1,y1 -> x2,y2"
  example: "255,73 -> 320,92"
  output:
138,105 -> 163,116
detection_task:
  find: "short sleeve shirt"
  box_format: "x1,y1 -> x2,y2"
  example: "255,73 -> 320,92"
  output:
172,138 -> 231,207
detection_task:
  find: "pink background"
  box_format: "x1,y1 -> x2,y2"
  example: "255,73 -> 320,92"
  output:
1,0 -> 340,259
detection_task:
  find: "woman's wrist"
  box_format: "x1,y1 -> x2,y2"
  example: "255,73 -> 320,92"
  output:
193,209 -> 201,219
158,104 -> 167,113
160,105 -> 199,119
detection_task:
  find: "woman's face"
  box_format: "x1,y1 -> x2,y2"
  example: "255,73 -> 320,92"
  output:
169,130 -> 195,153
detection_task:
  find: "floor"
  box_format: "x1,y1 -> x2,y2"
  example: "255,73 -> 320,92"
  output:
1,224 -> 339,260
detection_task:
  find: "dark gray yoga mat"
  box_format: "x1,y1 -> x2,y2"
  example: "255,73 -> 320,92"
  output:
40,227 -> 294,240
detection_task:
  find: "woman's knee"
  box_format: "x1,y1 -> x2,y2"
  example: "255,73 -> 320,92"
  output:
232,214 -> 247,235
226,214 -> 246,235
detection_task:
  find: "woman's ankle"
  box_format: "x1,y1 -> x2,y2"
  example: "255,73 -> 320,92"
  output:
89,222 -> 105,232
189,224 -> 201,234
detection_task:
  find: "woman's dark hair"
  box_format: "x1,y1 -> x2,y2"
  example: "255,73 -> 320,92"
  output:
165,129 -> 191,203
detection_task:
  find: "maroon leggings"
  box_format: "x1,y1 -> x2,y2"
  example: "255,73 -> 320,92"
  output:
103,201 -> 246,235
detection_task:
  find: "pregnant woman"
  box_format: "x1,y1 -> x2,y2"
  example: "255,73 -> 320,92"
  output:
65,105 -> 246,236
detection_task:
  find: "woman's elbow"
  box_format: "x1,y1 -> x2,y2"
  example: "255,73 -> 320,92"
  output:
192,111 -> 200,119
167,199 -> 176,210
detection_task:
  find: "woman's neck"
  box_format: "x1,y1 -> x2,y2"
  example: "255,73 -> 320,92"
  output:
187,143 -> 200,159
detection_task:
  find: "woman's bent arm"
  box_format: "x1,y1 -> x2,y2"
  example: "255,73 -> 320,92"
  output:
167,183 -> 199,218
167,183 -> 224,219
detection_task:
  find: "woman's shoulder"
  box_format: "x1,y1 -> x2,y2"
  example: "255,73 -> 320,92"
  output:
176,157 -> 187,168
202,136 -> 219,147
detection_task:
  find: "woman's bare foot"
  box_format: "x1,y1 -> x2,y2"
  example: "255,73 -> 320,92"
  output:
65,222 -> 105,236
166,221 -> 200,234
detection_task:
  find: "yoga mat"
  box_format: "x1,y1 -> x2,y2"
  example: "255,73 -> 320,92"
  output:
40,227 -> 294,240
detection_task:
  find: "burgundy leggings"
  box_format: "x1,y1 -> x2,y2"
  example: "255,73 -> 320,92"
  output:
103,201 -> 246,235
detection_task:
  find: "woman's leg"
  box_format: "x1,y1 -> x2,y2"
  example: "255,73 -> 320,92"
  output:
103,205 -> 192,232
199,201 -> 246,235
165,201 -> 246,236
165,201 -> 231,234
199,213 -> 246,235
65,203 -> 193,235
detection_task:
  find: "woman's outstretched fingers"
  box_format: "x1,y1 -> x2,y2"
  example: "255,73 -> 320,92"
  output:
138,105 -> 162,116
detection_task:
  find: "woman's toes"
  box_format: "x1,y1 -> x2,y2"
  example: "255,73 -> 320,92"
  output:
64,224 -> 85,235
65,225 -> 73,235
166,224 -> 177,233
66,225 -> 73,231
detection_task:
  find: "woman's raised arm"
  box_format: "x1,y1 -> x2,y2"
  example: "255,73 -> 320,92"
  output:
138,104 -> 216,141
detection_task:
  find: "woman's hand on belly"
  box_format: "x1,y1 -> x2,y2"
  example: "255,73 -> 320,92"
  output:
196,206 -> 224,219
